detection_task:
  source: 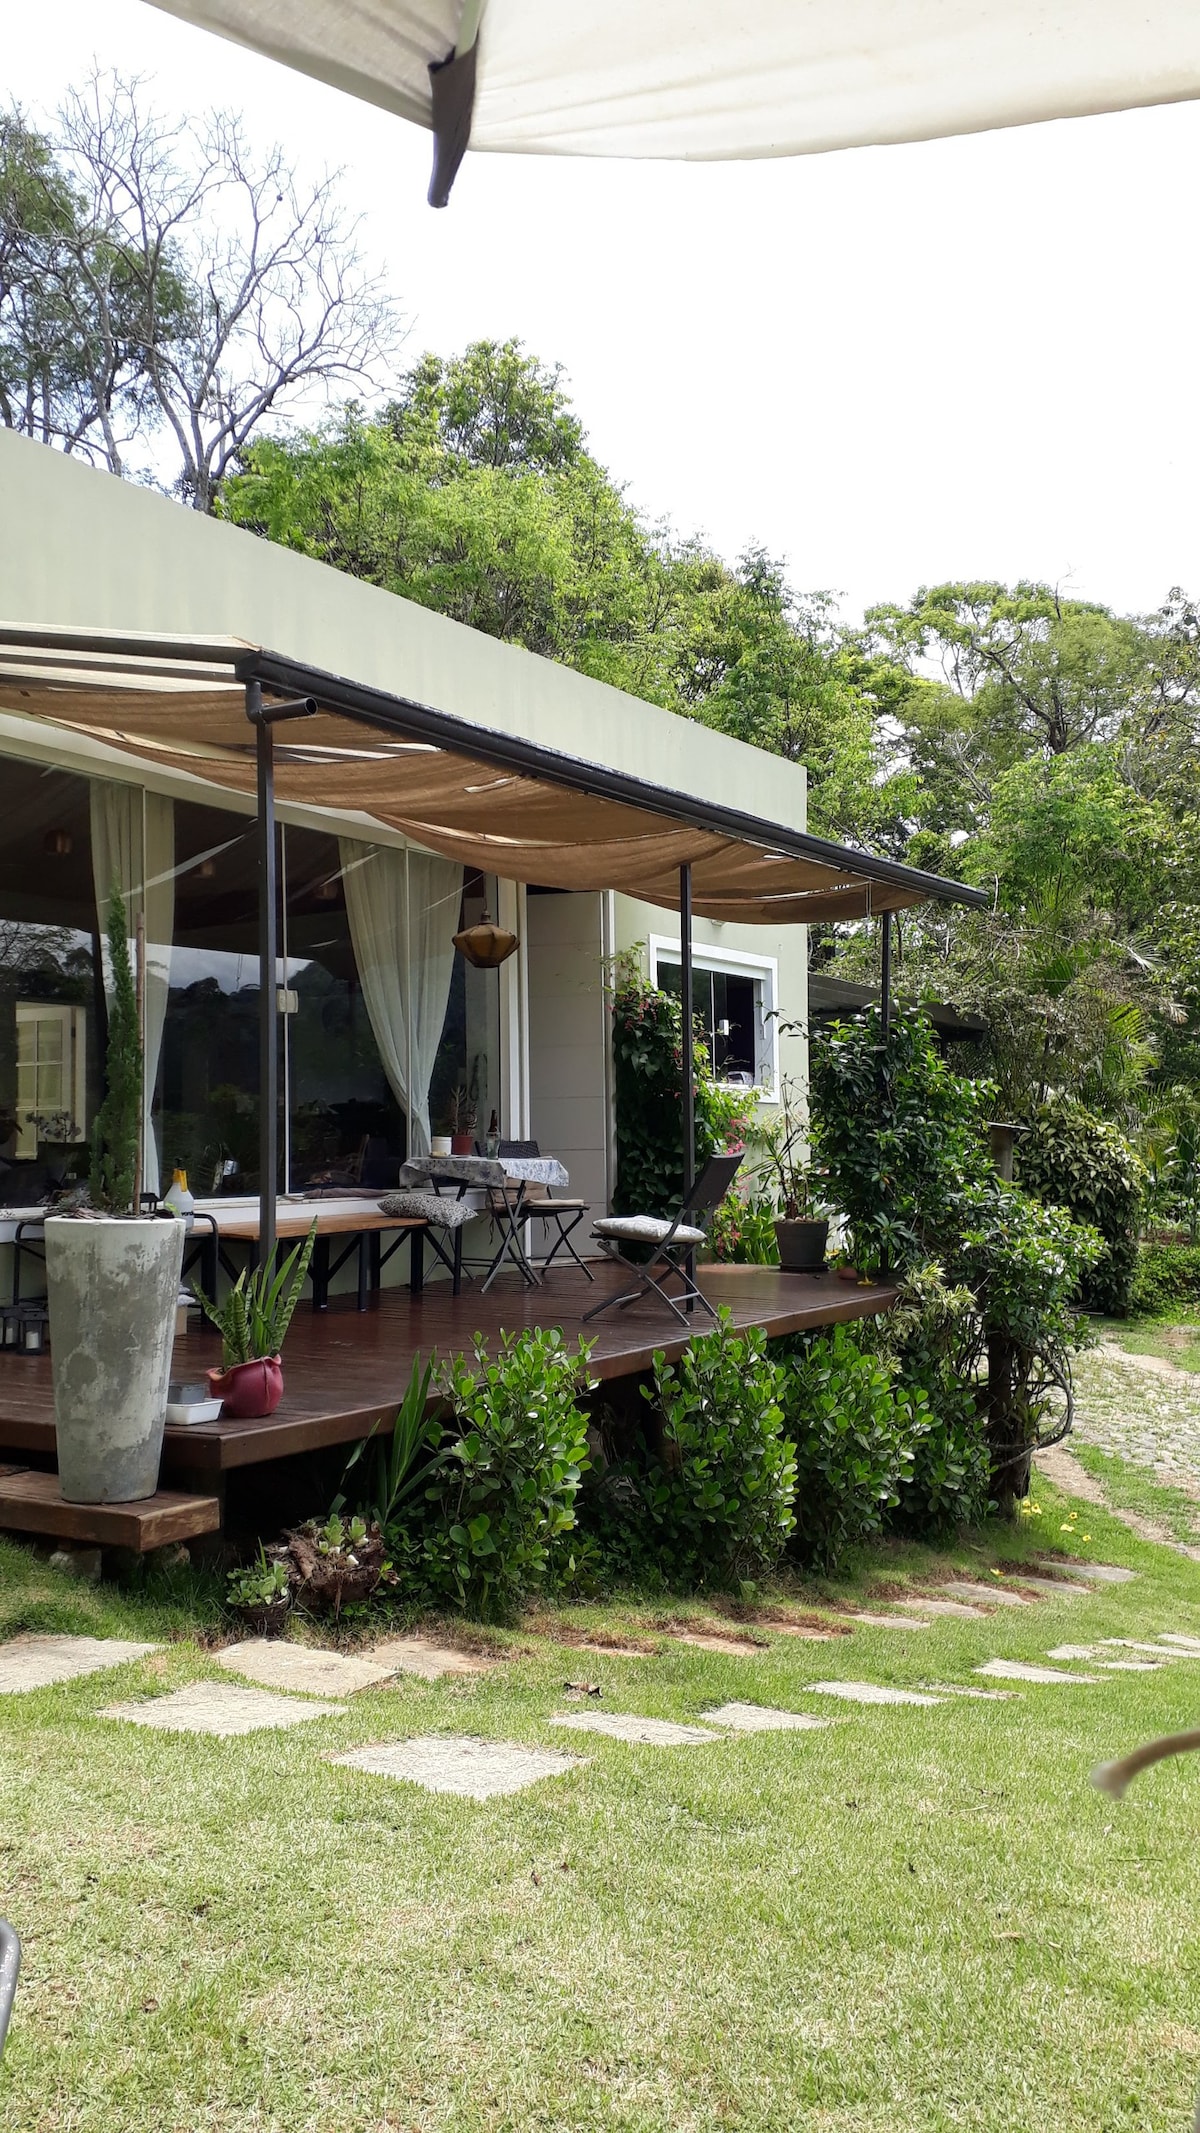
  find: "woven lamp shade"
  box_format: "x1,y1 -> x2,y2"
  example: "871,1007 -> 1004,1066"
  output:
452,911 -> 518,968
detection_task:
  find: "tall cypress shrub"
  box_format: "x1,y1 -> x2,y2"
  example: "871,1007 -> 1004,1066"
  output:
89,881 -> 142,1215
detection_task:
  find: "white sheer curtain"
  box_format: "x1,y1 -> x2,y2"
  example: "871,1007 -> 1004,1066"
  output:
90,782 -> 175,1198
339,838 -> 462,1156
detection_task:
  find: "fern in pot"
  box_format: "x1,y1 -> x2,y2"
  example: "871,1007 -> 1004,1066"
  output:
45,882 -> 186,1504
764,1081 -> 830,1273
196,1223 -> 316,1418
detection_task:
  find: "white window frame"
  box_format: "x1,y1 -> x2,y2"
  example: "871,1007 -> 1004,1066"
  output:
648,936 -> 780,1101
14,1002 -> 88,1158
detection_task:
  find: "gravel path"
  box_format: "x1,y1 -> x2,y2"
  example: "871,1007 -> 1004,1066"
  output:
1069,1345 -> 1200,1493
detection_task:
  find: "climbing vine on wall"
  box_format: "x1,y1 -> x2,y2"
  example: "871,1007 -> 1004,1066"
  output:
610,949 -> 747,1215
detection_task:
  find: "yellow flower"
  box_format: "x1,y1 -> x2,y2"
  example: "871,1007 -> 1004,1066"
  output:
1081,1533 -> 1091,1541
1059,1522 -> 1074,1531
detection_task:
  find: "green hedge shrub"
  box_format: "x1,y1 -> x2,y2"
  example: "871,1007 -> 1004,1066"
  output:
1014,1098 -> 1144,1316
781,1324 -> 931,1572
1130,1242 -> 1200,1316
408,1329 -> 595,1620
879,1264 -> 993,1533
637,1311 -> 797,1584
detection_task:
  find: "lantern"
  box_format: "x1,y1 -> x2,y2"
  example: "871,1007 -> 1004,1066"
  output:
452,910 -> 518,969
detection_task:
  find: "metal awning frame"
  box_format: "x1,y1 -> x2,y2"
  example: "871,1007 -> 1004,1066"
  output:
0,622 -> 989,1271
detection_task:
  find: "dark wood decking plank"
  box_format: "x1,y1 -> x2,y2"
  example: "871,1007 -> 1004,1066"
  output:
0,1265 -> 896,1478
0,1469 -> 221,1549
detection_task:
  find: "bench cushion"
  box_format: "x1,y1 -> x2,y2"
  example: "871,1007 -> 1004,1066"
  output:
379,1191 -> 474,1230
591,1215 -> 706,1247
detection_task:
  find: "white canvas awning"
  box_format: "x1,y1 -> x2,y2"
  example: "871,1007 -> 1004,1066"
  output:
142,0 -> 1200,204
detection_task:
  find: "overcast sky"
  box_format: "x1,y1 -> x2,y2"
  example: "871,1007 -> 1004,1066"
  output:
7,2 -> 1199,624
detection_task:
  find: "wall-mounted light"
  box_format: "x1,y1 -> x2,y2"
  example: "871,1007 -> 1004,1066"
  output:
452,910 -> 518,969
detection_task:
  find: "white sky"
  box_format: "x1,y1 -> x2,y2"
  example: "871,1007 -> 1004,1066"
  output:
7,1 -> 1199,625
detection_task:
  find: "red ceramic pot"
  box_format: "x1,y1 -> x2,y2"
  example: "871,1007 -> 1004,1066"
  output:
450,1133 -> 474,1156
206,1355 -> 284,1419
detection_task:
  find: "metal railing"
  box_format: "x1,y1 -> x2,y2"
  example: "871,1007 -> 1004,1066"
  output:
0,1921 -> 20,2059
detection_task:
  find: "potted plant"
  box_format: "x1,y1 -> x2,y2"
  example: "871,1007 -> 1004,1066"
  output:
196,1222 -> 317,1418
44,883 -> 186,1504
764,1081 -> 830,1273
447,1079 -> 478,1157
226,1545 -> 291,1636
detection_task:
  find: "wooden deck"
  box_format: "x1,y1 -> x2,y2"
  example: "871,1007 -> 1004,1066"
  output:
0,1263 -> 896,1546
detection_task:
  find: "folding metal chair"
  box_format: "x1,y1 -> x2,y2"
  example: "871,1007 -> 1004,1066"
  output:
582,1151 -> 744,1327
482,1139 -> 594,1283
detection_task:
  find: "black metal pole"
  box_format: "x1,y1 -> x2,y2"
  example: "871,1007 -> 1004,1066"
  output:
680,864 -> 696,1311
680,864 -> 695,1200
250,681 -> 278,1273
880,908 -> 892,1035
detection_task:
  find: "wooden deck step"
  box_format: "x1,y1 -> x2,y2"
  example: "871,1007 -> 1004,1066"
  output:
0,1469 -> 221,1551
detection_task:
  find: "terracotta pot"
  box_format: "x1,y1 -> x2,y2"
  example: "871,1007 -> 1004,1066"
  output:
774,1217 -> 829,1272
207,1354 -> 283,1419
450,1132 -> 474,1156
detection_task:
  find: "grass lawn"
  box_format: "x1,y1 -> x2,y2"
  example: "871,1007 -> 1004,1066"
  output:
3,1482 -> 1200,2132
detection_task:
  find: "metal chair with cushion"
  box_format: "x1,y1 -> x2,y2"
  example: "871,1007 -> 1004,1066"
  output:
583,1151 -> 744,1327
377,1188 -> 472,1295
482,1139 -> 594,1283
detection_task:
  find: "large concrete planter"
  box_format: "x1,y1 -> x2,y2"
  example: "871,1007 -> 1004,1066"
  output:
45,1217 -> 185,1504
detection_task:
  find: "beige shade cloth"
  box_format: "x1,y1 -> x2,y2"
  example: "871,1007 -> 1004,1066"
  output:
0,677 -> 934,921
141,0 -> 1200,163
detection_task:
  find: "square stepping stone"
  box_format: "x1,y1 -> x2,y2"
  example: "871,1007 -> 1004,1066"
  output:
1007,1575 -> 1091,1599
893,1597 -> 985,1619
1034,1557 -> 1136,1584
1101,1640 -> 1191,1658
100,1682 -> 346,1736
360,1634 -> 497,1681
1095,1659 -> 1163,1672
217,1639 -> 394,1697
700,1702 -> 832,1733
767,1622 -> 843,1641
550,1710 -> 722,1745
665,1629 -> 763,1656
333,1735 -> 582,1799
1047,1645 -> 1100,1661
919,1683 -> 1018,1700
944,1582 -> 1031,1608
0,1634 -> 158,1693
975,1659 -> 1098,1685
807,1681 -> 944,1706
1155,1634 -> 1200,1653
848,1613 -> 933,1631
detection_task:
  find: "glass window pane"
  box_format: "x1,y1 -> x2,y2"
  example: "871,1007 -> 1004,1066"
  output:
0,763 -> 98,1197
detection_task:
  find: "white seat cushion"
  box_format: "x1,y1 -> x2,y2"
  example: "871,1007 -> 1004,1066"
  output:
379,1191 -> 474,1229
591,1215 -> 706,1247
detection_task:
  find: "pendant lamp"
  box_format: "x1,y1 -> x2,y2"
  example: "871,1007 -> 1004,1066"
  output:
452,909 -> 518,969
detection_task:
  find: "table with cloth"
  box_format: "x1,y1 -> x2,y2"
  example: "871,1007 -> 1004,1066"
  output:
383,1154 -> 572,1289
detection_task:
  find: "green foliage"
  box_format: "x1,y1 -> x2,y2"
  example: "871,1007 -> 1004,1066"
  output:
336,1358 -> 446,1526
88,879 -> 142,1215
809,1008 -> 1100,1500
609,954 -> 745,1216
781,1324 -> 930,1573
636,1312 -> 797,1584
808,1005 -> 991,1270
1129,1242 -> 1200,1316
706,1190 -> 780,1265
225,1545 -> 289,1612
1014,1099 -> 1144,1315
413,1330 -> 594,1620
196,1222 -> 317,1366
880,1264 -> 993,1532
